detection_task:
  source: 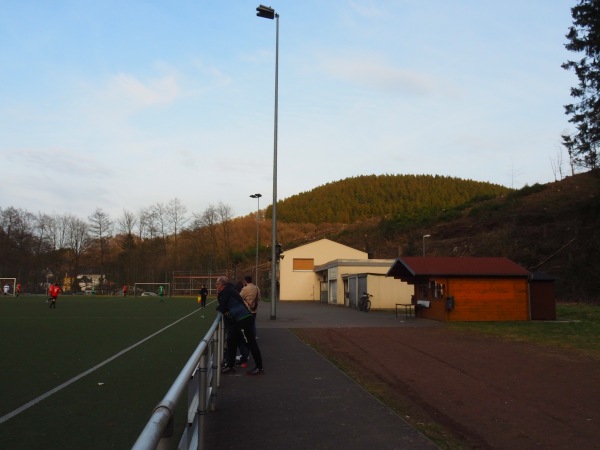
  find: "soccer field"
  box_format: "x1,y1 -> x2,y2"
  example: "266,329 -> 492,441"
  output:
0,295 -> 218,449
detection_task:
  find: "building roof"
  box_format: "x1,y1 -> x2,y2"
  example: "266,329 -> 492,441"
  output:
285,238 -> 367,257
314,259 -> 395,272
386,256 -> 530,281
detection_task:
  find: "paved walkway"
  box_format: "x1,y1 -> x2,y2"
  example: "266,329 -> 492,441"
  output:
204,301 -> 440,449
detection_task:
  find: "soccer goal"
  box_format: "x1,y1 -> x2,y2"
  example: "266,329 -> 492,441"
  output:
133,283 -> 171,297
1,278 -> 17,297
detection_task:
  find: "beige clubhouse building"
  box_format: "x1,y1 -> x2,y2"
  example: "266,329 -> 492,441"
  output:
278,239 -> 412,310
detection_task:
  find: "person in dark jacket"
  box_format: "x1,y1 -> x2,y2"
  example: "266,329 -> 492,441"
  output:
199,284 -> 208,308
216,276 -> 264,375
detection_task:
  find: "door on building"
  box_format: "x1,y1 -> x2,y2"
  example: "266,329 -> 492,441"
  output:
358,276 -> 368,309
329,280 -> 338,304
348,276 -> 358,308
320,281 -> 328,303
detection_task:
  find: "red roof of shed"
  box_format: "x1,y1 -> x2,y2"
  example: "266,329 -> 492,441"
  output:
386,256 -> 530,279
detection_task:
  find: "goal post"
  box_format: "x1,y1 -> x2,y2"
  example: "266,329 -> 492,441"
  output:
1,278 -> 17,297
133,283 -> 171,297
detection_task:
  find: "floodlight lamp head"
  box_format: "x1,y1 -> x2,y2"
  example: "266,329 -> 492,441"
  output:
256,4 -> 276,19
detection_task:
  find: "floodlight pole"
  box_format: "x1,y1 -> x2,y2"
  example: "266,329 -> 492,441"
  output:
423,234 -> 431,256
250,193 -> 262,286
256,4 -> 279,320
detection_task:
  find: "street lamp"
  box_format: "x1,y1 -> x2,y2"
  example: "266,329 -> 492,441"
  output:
422,234 -> 431,256
256,4 -> 279,320
250,193 -> 262,286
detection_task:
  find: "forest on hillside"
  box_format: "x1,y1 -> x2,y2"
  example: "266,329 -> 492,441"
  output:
270,174 -> 511,224
0,174 -> 509,295
2,172 -> 598,301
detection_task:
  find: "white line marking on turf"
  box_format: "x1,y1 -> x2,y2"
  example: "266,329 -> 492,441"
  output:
0,306 -> 209,425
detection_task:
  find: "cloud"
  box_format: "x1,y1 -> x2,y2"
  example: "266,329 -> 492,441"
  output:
320,55 -> 438,95
103,73 -> 182,108
6,146 -> 112,176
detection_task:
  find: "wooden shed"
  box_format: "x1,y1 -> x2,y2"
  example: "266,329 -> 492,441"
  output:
529,272 -> 556,320
386,256 -> 531,322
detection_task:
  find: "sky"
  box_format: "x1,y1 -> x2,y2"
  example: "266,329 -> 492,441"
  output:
0,1 -> 579,222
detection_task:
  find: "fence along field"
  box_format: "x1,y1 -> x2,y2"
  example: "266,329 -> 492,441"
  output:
0,295 -> 217,449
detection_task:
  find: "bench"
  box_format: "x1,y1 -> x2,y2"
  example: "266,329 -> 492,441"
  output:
395,303 -> 414,318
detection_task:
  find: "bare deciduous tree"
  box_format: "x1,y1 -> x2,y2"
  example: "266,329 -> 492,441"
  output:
65,215 -> 91,280
34,213 -> 54,255
137,207 -> 158,240
166,198 -> 188,268
550,142 -> 565,182
118,209 -> 137,236
217,202 -> 233,269
198,204 -> 220,266
88,208 -> 113,283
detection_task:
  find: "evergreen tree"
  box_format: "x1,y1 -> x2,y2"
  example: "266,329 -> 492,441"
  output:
562,0 -> 600,170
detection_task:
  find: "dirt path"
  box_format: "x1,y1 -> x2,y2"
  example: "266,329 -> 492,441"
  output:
294,327 -> 600,450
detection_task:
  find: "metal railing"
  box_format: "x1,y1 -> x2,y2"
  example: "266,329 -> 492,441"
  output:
132,313 -> 224,450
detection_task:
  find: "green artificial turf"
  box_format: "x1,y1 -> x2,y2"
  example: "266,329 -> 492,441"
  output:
0,295 -> 218,449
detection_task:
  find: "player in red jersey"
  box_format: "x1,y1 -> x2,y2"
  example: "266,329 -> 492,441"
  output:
48,283 -> 61,309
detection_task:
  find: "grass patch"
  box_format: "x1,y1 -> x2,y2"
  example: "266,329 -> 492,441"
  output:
0,295 -> 218,449
447,303 -> 600,359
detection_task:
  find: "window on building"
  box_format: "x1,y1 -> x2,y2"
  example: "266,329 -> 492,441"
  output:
416,284 -> 428,298
417,281 -> 445,299
293,258 -> 314,271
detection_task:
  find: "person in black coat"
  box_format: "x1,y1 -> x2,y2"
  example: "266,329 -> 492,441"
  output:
199,284 -> 208,307
216,276 -> 264,375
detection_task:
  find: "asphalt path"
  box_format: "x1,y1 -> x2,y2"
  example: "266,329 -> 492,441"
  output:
204,301 -> 440,449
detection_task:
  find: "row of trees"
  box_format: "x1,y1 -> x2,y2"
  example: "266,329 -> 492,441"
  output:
0,199 -> 261,294
0,174 -> 539,294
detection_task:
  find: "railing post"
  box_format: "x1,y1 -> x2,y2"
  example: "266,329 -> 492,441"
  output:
216,319 -> 224,387
211,322 -> 223,410
197,353 -> 208,450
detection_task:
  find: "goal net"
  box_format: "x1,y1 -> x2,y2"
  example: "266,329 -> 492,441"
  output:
1,278 -> 17,297
172,272 -> 220,296
133,283 -> 171,297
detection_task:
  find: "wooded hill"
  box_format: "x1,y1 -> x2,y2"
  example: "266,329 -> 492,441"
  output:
239,172 -> 599,302
267,174 -> 510,224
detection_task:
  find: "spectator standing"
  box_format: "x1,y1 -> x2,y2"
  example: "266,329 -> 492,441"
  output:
233,280 -> 250,367
240,275 -> 261,336
216,276 -> 264,375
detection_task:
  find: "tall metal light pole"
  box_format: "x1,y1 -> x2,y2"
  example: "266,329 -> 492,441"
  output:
250,193 -> 262,286
256,4 -> 279,320
422,234 -> 431,256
